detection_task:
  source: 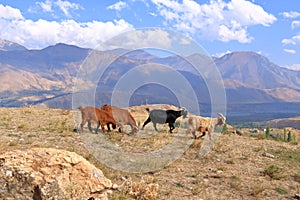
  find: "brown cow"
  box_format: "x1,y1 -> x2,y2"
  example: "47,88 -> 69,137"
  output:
101,104 -> 138,134
78,106 -> 117,134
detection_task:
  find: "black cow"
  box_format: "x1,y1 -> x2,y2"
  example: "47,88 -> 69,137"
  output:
141,107 -> 188,133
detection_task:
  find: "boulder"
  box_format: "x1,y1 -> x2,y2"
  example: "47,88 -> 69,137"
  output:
0,148 -> 112,200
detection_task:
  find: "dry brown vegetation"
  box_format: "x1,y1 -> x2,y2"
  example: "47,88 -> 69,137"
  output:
0,106 -> 299,199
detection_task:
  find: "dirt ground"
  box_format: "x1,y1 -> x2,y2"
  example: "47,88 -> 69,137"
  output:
0,107 -> 299,200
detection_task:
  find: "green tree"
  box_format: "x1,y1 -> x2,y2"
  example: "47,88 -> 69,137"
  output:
287,131 -> 291,142
222,123 -> 228,134
266,127 -> 270,139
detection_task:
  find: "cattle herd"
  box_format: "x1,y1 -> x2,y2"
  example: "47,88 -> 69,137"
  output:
78,104 -> 226,139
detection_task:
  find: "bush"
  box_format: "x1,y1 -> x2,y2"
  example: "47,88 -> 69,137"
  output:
265,127 -> 270,139
263,165 -> 285,180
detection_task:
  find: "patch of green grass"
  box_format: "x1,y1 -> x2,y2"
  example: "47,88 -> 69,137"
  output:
225,159 -> 235,164
17,123 -> 28,130
231,175 -> 240,180
27,134 -> 37,138
7,133 -> 19,137
0,123 -> 8,127
274,187 -> 288,194
8,141 -> 18,146
175,182 -> 185,188
263,165 -> 285,180
1,116 -> 12,121
272,149 -> 300,164
230,175 -> 241,189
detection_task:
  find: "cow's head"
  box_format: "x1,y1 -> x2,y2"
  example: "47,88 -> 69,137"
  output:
180,107 -> 188,118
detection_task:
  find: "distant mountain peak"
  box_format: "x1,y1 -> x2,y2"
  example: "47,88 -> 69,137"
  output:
220,51 -> 267,61
43,42 -> 85,50
0,38 -> 27,51
216,51 -> 300,89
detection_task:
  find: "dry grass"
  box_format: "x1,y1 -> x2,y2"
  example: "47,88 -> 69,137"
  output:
0,106 -> 299,199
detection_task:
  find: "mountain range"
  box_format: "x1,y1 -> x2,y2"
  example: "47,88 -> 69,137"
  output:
1,38 -> 300,123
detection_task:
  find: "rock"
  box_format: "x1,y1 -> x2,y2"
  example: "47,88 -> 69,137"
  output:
0,148 -> 112,200
5,170 -> 12,177
294,194 -> 300,200
112,183 -> 119,190
262,152 -> 276,158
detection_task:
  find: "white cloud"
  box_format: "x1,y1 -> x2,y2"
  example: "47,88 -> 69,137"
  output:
283,48 -> 296,54
0,4 -> 24,20
218,20 -> 252,43
97,29 -> 172,51
284,64 -> 300,71
107,1 -> 128,11
0,5 -> 134,49
282,34 -> 300,45
291,20 -> 300,29
37,0 -> 53,13
35,0 -> 83,18
213,50 -> 232,58
149,12 -> 157,17
151,0 -> 276,43
226,0 -> 276,27
55,0 -> 83,18
281,11 -> 300,19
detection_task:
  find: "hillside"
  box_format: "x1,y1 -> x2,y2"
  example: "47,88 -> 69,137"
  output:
216,52 -> 300,103
266,116 -> 300,129
1,40 -> 300,123
0,106 -> 299,199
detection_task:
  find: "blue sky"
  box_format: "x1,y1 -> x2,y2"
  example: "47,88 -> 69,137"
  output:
0,0 -> 300,70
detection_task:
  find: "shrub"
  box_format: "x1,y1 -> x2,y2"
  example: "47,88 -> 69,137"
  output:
287,131 -> 291,142
263,165 -> 285,180
221,123 -> 228,134
265,127 -> 270,139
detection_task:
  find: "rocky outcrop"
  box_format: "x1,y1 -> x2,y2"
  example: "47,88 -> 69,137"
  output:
0,148 -> 112,200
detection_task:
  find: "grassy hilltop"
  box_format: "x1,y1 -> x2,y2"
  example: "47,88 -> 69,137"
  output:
0,106 -> 299,199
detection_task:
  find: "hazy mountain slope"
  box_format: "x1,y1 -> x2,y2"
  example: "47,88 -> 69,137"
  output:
215,52 -> 300,89
1,40 -> 300,122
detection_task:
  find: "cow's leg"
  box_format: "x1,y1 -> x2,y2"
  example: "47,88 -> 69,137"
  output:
80,119 -> 87,133
153,122 -> 159,131
141,117 -> 151,130
169,123 -> 175,133
200,131 -> 206,137
129,124 -> 137,134
207,126 -> 213,139
100,123 -> 106,133
192,131 -> 198,139
95,121 -> 101,134
88,121 -> 94,133
106,123 -> 111,132
118,123 -> 123,133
